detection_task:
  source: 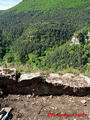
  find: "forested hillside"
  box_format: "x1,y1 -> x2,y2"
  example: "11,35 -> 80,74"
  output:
6,0 -> 90,12
0,0 -> 90,75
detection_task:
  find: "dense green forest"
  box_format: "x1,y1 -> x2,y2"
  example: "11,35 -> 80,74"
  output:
0,0 -> 90,75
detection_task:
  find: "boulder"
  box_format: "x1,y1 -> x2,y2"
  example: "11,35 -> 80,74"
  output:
19,72 -> 41,82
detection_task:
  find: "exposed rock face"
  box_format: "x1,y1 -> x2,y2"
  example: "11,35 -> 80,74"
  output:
79,74 -> 90,85
43,73 -> 90,87
0,67 -> 16,80
19,72 -> 40,82
0,68 -> 17,88
0,69 -> 90,96
62,73 -> 75,79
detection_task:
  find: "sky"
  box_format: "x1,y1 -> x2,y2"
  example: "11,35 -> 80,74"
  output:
0,0 -> 22,10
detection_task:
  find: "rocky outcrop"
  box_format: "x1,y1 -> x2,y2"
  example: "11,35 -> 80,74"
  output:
0,69 -> 90,96
19,73 -> 40,81
0,68 -> 17,90
0,68 -> 16,80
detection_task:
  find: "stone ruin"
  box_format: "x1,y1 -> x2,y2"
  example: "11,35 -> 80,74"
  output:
71,33 -> 79,45
0,68 -> 90,97
71,31 -> 90,45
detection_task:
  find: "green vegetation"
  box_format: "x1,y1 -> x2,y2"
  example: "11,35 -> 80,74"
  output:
0,0 -> 90,75
7,0 -> 90,13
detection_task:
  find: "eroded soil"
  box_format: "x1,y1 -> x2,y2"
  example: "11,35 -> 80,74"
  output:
0,95 -> 90,120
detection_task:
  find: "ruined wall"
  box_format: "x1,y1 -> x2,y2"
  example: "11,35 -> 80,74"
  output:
0,69 -> 90,96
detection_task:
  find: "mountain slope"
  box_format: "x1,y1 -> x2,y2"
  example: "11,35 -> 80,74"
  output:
0,0 -> 90,74
7,0 -> 90,13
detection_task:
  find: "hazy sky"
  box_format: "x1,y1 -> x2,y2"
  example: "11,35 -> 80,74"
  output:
0,0 -> 22,10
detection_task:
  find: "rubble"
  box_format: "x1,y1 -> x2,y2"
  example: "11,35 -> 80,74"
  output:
81,100 -> 87,106
88,98 -> 90,101
49,95 -> 53,99
0,107 -> 12,120
81,100 -> 87,104
0,94 -> 89,120
27,95 -> 31,99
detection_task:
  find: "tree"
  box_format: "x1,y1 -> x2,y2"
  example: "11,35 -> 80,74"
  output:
78,33 -> 85,44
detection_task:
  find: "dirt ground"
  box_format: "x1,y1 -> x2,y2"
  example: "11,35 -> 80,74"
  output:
0,94 -> 90,120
